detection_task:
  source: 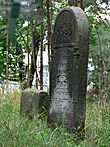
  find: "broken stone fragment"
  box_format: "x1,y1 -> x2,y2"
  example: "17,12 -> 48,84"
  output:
20,88 -> 49,119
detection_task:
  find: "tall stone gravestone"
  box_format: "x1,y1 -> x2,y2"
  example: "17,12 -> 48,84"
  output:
48,6 -> 89,138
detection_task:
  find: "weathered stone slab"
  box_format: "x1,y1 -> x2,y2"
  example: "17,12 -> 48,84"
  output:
20,88 -> 49,118
48,6 -> 89,138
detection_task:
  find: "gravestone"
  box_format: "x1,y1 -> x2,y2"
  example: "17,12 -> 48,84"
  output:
20,88 -> 49,119
48,6 -> 89,138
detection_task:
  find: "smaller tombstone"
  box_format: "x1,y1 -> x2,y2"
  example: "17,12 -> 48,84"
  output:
20,88 -> 49,119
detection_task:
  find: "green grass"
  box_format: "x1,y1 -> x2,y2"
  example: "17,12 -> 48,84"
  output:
0,91 -> 110,147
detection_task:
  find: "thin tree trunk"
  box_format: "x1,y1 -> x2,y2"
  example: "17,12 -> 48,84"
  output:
27,52 -> 30,86
6,35 -> 9,91
46,0 -> 52,91
26,21 -> 30,87
28,21 -> 37,87
40,3 -> 44,90
17,24 -> 30,85
40,23 -> 43,90
35,35 -> 40,88
97,29 -> 105,89
80,0 -> 84,9
75,0 -> 78,6
97,29 -> 107,123
96,28 -> 107,105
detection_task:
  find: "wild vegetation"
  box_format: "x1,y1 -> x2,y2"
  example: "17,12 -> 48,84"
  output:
0,91 -> 110,147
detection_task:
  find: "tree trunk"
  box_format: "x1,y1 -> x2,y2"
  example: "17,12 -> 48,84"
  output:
40,3 -> 44,90
46,0 -> 52,91
80,0 -> 84,9
35,35 -> 40,88
26,21 -> 30,87
28,21 -> 37,88
6,35 -> 9,91
96,28 -> 107,104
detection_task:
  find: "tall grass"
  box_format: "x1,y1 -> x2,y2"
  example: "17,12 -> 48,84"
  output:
0,91 -> 110,147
